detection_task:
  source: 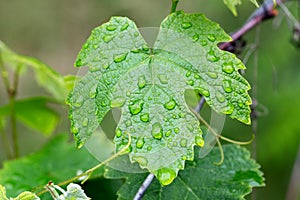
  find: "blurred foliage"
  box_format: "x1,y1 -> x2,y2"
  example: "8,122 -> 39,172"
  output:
0,0 -> 299,199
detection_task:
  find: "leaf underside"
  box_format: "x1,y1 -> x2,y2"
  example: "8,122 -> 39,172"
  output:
68,11 -> 251,185
223,0 -> 259,16
105,145 -> 265,200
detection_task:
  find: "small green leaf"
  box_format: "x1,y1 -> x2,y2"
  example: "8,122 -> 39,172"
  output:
0,185 -> 39,200
223,0 -> 259,16
0,41 -> 69,101
0,97 -> 59,136
68,11 -> 251,185
0,134 -> 102,198
105,144 -> 265,200
62,183 -> 91,200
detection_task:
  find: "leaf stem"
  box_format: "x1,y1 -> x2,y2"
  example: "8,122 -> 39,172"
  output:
170,0 -> 179,14
35,133 -> 132,196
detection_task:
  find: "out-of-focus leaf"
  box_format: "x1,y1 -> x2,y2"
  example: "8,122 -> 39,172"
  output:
0,134 -> 102,199
0,185 -> 9,200
0,185 -> 39,200
0,97 -> 59,136
0,41 -> 69,101
105,144 -> 265,200
223,0 -> 259,16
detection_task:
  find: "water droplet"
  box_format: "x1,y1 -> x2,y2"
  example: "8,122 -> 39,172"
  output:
142,44 -> 149,51
116,128 -> 122,138
106,25 -> 117,31
182,155 -> 187,160
199,39 -> 208,46
113,53 -> 128,63
82,118 -> 89,127
151,122 -> 163,139
71,126 -> 79,134
83,43 -> 89,49
140,113 -> 150,122
134,31 -> 139,37
180,138 -> 187,147
223,80 -> 233,93
197,87 -> 210,97
103,63 -> 110,69
125,120 -> 132,127
207,34 -> 216,42
132,156 -> 148,167
157,74 -> 168,84
100,101 -> 107,107
111,96 -> 126,107
194,74 -> 200,79
172,114 -> 177,119
207,50 -> 219,62
89,85 -> 97,98
186,72 -> 191,77
178,113 -> 185,118
138,75 -> 146,89
195,135 -> 204,147
174,127 -> 180,134
192,34 -> 199,42
93,44 -> 98,49
186,80 -> 194,86
74,96 -> 84,107
121,23 -> 129,31
147,146 -> 152,151
222,62 -> 235,74
226,103 -> 234,114
164,99 -> 176,110
129,100 -> 144,115
156,168 -> 176,186
216,92 -> 225,103
165,129 -> 172,137
77,141 -> 84,149
131,49 -> 139,53
136,137 -> 145,149
103,35 -> 114,43
173,142 -> 178,147
238,101 -> 244,108
126,91 -> 131,97
182,22 -> 192,29
206,72 -> 218,79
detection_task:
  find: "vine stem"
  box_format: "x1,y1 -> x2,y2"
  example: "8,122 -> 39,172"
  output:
170,0 -> 179,14
133,174 -> 155,200
35,133 -> 132,196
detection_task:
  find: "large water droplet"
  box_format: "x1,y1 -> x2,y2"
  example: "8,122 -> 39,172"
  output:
164,99 -> 176,110
151,122 -> 163,139
111,96 -> 126,107
186,71 -> 191,77
182,22 -> 192,29
180,138 -> 187,147
192,34 -> 199,42
186,80 -> 194,86
82,118 -> 89,127
138,75 -> 146,89
222,62 -> 235,74
116,128 -> 122,138
206,72 -> 218,79
71,126 -> 79,134
113,53 -> 128,63
157,74 -> 168,84
140,113 -> 150,122
174,127 -> 180,134
195,135 -> 204,147
136,137 -> 145,149
197,87 -> 210,97
207,50 -> 219,62
223,80 -> 233,93
129,100 -> 144,115
132,156 -> 148,167
106,25 -> 117,31
74,96 -> 84,107
156,168 -> 176,186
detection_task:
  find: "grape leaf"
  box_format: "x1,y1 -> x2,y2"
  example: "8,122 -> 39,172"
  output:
0,97 -> 59,136
0,184 -> 39,200
0,41 -> 69,102
0,134 -> 102,199
223,0 -> 259,16
68,11 -> 251,185
105,145 -> 265,200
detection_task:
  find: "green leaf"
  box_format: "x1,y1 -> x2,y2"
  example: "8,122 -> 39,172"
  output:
105,145 -> 265,200
0,41 -> 68,101
223,0 -> 259,16
0,97 -> 59,136
0,184 -> 39,200
0,134 -> 102,198
68,11 -> 251,185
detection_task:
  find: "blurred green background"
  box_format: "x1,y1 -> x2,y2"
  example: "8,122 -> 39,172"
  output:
0,0 -> 299,199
